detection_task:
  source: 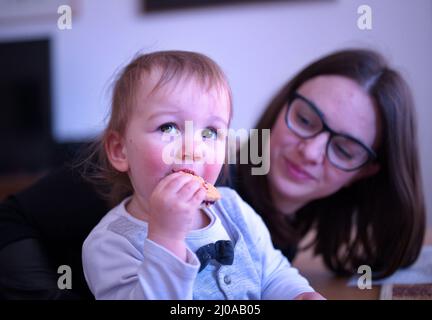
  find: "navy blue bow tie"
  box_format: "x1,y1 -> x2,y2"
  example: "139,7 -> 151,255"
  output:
195,240 -> 234,272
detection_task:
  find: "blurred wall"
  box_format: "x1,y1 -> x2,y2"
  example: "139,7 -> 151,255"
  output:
0,0 -> 431,223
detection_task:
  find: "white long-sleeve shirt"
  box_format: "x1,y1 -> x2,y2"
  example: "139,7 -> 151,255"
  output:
82,187 -> 314,299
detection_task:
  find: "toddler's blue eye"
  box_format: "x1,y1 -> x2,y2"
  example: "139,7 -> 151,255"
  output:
202,128 -> 218,140
159,123 -> 180,135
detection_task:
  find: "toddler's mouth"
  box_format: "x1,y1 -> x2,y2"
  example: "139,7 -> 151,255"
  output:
172,168 -> 197,176
170,169 -> 221,206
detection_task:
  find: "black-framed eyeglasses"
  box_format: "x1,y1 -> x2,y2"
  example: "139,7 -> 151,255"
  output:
285,92 -> 377,171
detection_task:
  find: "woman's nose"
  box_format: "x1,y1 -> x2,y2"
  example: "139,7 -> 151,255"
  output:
298,132 -> 329,165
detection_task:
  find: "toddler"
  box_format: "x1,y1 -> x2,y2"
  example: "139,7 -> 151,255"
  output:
82,50 -> 323,300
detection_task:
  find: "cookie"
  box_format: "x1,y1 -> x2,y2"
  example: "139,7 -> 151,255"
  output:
174,169 -> 221,205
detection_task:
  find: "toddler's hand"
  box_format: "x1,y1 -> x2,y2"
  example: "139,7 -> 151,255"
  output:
147,172 -> 206,254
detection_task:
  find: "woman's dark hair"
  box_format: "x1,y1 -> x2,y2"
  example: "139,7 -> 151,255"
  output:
236,49 -> 425,279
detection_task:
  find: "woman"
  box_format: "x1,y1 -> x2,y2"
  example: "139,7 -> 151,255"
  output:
233,49 -> 425,279
0,49 -> 425,299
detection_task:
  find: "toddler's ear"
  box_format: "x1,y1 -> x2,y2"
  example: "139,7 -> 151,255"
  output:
105,131 -> 129,172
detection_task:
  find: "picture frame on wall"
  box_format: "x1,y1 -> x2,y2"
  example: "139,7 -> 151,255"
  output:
144,0 -> 298,12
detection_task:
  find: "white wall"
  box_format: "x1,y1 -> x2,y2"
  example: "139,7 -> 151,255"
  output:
1,0 -> 431,223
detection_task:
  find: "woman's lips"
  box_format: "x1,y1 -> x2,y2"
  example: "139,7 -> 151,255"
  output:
282,158 -> 316,182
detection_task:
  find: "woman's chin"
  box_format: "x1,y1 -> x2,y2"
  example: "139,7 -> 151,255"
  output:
269,174 -> 316,202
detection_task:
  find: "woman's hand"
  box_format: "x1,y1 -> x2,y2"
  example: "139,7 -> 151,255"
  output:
294,291 -> 326,300
147,172 -> 206,261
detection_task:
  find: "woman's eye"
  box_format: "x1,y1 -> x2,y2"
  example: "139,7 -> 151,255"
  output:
334,143 -> 353,160
202,128 -> 218,140
294,111 -> 322,133
159,123 -> 180,135
295,111 -> 315,128
297,114 -> 311,126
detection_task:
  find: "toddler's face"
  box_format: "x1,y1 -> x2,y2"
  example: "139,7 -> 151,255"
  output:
120,70 -> 230,201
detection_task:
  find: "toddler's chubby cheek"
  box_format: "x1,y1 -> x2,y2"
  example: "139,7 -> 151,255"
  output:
203,164 -> 224,184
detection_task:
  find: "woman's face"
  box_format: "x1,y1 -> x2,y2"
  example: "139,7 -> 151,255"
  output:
268,75 -> 381,214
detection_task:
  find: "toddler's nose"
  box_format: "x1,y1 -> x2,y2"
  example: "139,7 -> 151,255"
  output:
177,136 -> 205,162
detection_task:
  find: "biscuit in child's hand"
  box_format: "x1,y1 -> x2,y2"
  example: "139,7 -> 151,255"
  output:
173,169 -> 221,205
